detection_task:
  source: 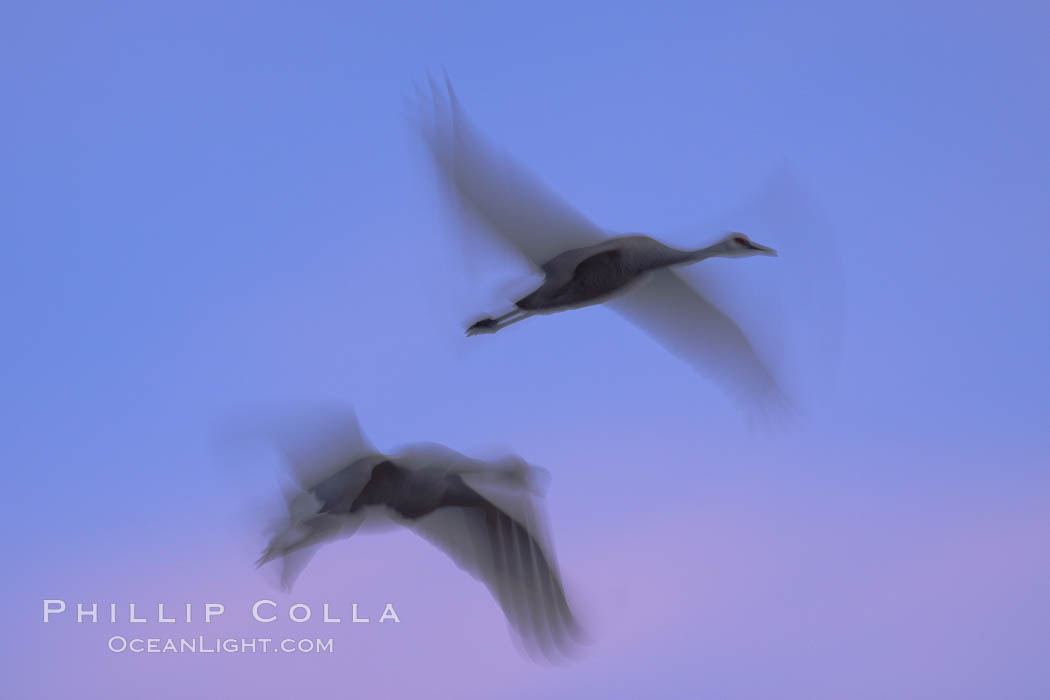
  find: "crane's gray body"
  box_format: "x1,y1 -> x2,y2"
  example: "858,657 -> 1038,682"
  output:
516,234 -> 700,313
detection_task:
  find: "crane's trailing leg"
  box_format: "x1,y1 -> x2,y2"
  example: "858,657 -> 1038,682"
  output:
466,309 -> 534,336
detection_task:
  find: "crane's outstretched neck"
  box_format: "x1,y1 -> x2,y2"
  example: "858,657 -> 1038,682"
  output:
625,236 -> 723,271
681,242 -> 725,264
678,233 -> 777,262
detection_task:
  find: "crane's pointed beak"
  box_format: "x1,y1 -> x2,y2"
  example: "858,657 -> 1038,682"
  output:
749,241 -> 778,256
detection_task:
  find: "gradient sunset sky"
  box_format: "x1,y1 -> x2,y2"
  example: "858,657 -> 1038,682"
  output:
3,1 -> 1048,698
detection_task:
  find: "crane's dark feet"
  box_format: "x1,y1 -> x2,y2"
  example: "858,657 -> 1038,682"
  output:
466,318 -> 499,336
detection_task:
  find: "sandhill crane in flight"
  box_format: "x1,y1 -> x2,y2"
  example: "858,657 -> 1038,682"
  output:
237,403 -> 583,661
415,74 -> 786,411
466,232 -> 776,335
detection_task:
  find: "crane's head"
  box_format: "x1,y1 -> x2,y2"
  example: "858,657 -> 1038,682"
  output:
716,232 -> 778,258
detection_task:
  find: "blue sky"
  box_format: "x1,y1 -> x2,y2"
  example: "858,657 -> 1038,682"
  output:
3,1 -> 1048,698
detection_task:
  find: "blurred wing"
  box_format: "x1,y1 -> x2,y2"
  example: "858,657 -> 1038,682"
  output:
417,73 -> 607,267
219,401 -> 375,489
672,164 -> 843,402
410,492 -> 582,660
609,269 -> 785,410
270,514 -> 363,592
742,165 -> 844,395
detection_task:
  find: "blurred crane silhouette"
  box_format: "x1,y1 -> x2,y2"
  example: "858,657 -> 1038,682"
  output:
231,402 -> 583,661
415,73 -> 787,412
